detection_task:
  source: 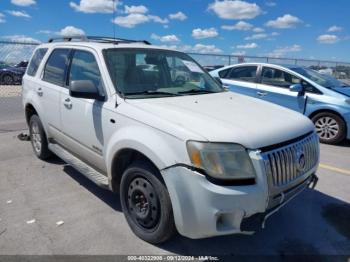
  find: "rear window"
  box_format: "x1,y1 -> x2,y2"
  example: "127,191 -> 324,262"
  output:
227,66 -> 257,83
43,49 -> 70,86
27,48 -> 48,77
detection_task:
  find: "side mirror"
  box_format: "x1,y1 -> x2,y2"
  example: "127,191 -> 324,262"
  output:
70,80 -> 105,101
289,83 -> 304,93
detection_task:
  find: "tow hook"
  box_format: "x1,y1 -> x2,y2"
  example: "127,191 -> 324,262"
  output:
308,174 -> 319,189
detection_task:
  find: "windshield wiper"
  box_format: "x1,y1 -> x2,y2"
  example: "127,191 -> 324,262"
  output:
124,90 -> 179,97
178,89 -> 219,95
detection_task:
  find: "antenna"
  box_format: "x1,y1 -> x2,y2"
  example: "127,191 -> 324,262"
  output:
112,0 -> 116,41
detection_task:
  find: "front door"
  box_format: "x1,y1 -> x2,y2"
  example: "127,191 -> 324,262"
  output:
256,66 -> 306,113
59,49 -> 107,173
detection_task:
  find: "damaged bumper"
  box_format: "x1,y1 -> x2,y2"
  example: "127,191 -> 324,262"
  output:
161,154 -> 318,239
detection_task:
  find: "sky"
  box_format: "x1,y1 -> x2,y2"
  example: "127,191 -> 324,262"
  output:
0,0 -> 350,62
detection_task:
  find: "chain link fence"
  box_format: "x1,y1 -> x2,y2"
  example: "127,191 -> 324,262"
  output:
0,41 -> 350,132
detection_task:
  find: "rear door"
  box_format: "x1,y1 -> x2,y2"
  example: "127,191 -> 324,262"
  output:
219,65 -> 258,97
256,66 -> 306,113
40,48 -> 71,137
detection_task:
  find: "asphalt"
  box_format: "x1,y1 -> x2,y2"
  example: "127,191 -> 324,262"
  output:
0,90 -> 349,257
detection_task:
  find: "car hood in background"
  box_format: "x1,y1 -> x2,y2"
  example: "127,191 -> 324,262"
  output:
125,92 -> 315,149
332,86 -> 350,97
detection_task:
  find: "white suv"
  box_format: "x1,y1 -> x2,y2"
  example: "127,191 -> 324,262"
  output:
22,36 -> 319,244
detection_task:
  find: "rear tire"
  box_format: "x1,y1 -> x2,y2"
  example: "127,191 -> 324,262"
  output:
311,112 -> 346,144
2,74 -> 14,85
120,161 -> 176,244
29,115 -> 52,160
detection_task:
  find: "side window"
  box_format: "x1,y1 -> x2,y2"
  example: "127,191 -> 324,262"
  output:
43,49 -> 70,86
227,66 -> 257,83
69,50 -> 102,90
218,68 -> 231,78
301,81 -> 322,94
27,48 -> 48,76
261,67 -> 302,88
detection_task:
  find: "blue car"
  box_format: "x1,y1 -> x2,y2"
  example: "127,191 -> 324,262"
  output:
210,63 -> 350,144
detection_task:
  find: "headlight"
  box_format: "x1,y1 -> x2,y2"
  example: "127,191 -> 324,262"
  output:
186,141 -> 256,180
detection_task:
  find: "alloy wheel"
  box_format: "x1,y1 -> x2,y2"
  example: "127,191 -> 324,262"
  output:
315,116 -> 339,141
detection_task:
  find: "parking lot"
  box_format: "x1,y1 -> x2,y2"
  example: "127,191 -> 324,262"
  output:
0,86 -> 349,257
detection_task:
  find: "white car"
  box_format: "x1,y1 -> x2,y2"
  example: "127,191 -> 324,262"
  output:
22,36 -> 319,244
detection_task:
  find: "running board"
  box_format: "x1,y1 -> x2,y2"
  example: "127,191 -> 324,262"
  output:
48,143 -> 109,189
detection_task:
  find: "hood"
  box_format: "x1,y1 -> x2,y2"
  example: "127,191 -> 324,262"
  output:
125,92 -> 315,149
332,86 -> 350,97
1,67 -> 23,74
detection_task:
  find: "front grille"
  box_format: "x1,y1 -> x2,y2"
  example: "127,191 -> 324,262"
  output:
261,133 -> 319,188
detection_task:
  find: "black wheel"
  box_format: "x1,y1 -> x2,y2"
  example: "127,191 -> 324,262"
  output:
311,112 -> 346,144
120,161 -> 175,244
29,115 -> 52,160
2,74 -> 14,85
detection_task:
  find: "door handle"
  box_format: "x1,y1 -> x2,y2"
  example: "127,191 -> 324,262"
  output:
36,87 -> 43,96
63,98 -> 72,109
257,91 -> 268,97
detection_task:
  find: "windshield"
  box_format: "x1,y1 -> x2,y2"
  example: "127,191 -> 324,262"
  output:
103,48 -> 224,98
291,67 -> 347,89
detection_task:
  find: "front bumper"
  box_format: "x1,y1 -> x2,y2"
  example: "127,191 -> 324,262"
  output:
161,150 -> 318,239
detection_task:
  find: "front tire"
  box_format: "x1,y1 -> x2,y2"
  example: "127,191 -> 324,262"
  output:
29,115 -> 52,160
312,112 -> 346,144
120,161 -> 175,244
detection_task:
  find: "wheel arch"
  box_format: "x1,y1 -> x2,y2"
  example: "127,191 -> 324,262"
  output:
25,103 -> 39,124
110,148 -> 162,192
308,108 -> 346,126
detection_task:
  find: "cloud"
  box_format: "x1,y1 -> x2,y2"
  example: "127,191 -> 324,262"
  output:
113,7 -> 168,28
265,14 -> 302,29
6,10 -> 31,18
265,1 -> 276,7
192,44 -> 222,53
317,34 -> 339,44
169,11 -> 187,21
70,0 -> 117,14
236,42 -> 258,49
1,35 -> 41,43
253,27 -> 264,33
124,5 -> 148,14
58,26 -> 85,36
244,33 -> 268,40
192,27 -> 218,39
37,30 -> 54,35
152,43 -> 222,54
0,13 -> 5,23
268,44 -> 302,57
151,33 -> 180,42
11,0 -> 36,6
208,0 -> 262,20
221,21 -> 253,31
327,25 -> 342,33
112,13 -> 168,28
232,50 -> 246,56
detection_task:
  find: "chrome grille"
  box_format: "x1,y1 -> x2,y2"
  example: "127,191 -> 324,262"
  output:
262,133 -> 319,188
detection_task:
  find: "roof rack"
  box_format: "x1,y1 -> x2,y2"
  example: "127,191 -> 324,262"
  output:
48,36 -> 151,45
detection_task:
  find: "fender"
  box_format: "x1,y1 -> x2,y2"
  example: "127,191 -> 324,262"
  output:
105,123 -> 189,180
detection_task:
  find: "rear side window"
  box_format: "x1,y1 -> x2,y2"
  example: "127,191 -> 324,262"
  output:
227,66 -> 257,83
218,68 -> 231,78
43,49 -> 70,86
27,48 -> 48,76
